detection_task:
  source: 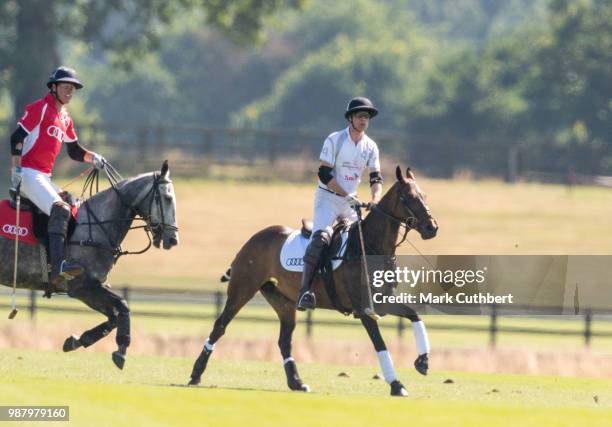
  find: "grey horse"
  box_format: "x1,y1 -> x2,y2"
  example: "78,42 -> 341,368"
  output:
0,161 -> 179,369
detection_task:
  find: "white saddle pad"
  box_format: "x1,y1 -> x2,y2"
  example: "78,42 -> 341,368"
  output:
279,229 -> 349,272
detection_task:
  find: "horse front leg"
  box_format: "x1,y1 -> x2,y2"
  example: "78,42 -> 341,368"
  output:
68,280 -> 131,369
383,303 -> 430,375
360,315 -> 408,396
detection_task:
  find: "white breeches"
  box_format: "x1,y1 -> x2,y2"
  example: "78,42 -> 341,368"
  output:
20,167 -> 62,216
312,187 -> 358,236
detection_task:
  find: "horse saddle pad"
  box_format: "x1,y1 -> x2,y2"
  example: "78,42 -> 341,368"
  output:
279,220 -> 350,272
0,197 -> 78,246
0,199 -> 38,245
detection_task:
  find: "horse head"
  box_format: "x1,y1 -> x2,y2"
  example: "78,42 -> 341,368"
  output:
387,166 -> 438,240
134,160 -> 179,249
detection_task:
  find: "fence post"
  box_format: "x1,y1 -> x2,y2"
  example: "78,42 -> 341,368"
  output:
306,310 -> 313,337
29,289 -> 37,320
202,130 -> 213,158
397,317 -> 405,338
584,309 -> 592,348
489,304 -> 498,349
268,134 -> 278,166
215,291 -> 223,319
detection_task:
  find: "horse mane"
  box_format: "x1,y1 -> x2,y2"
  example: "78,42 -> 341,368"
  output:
85,171 -> 156,205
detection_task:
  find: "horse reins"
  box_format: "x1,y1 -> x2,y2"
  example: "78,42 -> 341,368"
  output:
359,194 -> 436,269
70,165 -> 177,262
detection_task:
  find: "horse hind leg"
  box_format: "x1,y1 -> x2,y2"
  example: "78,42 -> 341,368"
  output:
188,273 -> 260,386
68,282 -> 130,369
62,319 -> 116,352
260,281 -> 309,392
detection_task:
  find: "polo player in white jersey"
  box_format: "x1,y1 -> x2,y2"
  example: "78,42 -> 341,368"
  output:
297,97 -> 383,311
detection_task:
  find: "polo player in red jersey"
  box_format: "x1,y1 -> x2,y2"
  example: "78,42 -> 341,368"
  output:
9,66 -> 106,287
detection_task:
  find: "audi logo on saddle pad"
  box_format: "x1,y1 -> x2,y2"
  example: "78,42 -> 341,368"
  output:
285,258 -> 304,266
2,223 -> 29,237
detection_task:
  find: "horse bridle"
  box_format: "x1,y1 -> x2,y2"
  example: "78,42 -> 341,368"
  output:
131,173 -> 179,240
73,168 -> 178,261
367,191 -> 430,248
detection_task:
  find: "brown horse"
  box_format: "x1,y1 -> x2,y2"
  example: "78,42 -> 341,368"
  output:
188,166 -> 438,396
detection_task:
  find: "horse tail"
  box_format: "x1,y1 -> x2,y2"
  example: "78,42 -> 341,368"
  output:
220,267 -> 231,283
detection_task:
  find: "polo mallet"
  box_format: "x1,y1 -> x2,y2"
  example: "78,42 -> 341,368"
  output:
354,202 -> 380,320
8,184 -> 21,319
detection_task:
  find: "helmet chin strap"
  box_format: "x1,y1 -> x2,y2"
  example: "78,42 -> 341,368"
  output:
348,115 -> 365,134
50,86 -> 66,105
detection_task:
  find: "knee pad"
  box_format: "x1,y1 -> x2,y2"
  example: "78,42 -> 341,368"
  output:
304,230 -> 331,264
48,202 -> 71,235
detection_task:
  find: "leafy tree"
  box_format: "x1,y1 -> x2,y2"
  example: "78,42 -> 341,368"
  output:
0,0 -> 303,121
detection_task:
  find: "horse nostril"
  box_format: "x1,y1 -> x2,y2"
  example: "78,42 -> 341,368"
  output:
169,237 -> 178,246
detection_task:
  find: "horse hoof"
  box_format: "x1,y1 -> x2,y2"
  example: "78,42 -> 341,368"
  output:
112,351 -> 126,370
62,335 -> 81,352
414,354 -> 429,376
289,381 -> 310,392
390,380 -> 408,397
188,377 -> 201,386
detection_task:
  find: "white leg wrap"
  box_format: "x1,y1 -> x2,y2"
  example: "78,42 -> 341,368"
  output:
376,350 -> 397,384
204,338 -> 215,352
412,320 -> 430,355
283,357 -> 295,365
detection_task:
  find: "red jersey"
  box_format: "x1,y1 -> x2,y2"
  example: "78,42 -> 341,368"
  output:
18,93 -> 78,174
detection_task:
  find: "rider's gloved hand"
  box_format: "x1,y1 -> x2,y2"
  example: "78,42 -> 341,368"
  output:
366,202 -> 377,211
345,194 -> 361,209
10,166 -> 22,189
91,152 -> 106,170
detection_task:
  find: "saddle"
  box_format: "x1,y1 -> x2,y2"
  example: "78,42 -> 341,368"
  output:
280,219 -> 352,272
2,190 -> 79,246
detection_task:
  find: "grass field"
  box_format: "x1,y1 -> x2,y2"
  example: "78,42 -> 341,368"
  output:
76,176 -> 612,289
0,348 -> 610,427
2,175 -> 611,426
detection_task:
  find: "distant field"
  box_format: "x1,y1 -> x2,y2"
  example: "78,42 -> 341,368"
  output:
0,348 -> 610,427
67,176 -> 612,289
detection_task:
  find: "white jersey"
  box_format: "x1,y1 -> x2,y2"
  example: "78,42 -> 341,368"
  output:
318,127 -> 380,195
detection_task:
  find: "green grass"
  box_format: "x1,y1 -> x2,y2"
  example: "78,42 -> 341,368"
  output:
0,348 -> 610,427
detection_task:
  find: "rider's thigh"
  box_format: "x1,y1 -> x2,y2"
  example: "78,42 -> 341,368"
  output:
337,202 -> 358,224
20,167 -> 62,215
312,188 -> 338,236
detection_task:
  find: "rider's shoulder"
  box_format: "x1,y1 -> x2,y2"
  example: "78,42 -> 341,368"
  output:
362,133 -> 379,149
24,96 -> 47,112
325,128 -> 348,142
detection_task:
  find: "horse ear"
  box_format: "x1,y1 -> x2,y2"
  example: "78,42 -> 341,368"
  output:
396,166 -> 403,182
161,160 -> 169,177
406,167 -> 415,180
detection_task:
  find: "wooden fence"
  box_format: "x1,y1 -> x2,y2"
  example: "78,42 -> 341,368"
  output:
2,287 -> 612,349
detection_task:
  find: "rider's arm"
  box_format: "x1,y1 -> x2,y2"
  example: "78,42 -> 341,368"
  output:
65,140 -> 87,161
319,161 -> 348,196
369,170 -> 383,203
367,143 -> 382,203
9,127 -> 26,169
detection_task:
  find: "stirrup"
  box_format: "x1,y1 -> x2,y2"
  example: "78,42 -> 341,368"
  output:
52,261 -> 84,285
296,291 -> 316,311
